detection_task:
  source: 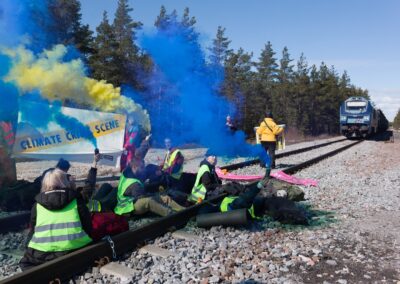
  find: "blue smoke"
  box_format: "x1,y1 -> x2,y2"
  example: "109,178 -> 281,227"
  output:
137,17 -> 270,166
0,1 -> 97,149
0,0 -> 52,51
0,54 -> 18,124
19,97 -> 97,148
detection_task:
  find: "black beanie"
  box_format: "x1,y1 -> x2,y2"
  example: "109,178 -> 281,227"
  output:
56,158 -> 71,172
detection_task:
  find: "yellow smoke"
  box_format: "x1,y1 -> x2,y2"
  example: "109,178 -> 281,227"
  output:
2,45 -> 151,131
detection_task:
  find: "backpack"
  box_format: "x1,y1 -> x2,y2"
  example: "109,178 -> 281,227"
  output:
90,212 -> 129,241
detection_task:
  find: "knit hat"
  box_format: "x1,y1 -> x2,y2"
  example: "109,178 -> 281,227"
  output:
56,158 -> 71,172
205,149 -> 217,157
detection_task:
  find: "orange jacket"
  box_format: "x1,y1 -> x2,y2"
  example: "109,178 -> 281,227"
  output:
256,118 -> 283,142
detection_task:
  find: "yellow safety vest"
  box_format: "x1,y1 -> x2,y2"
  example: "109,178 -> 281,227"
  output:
188,164 -> 210,203
220,196 -> 257,219
114,175 -> 142,215
162,149 -> 183,180
28,199 -> 92,252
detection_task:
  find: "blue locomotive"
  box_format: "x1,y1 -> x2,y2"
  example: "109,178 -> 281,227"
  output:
340,97 -> 388,138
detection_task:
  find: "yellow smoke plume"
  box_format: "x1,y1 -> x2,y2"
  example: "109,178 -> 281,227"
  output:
2,45 -> 151,131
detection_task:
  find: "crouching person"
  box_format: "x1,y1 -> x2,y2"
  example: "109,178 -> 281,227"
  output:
20,168 -> 92,270
114,157 -> 184,217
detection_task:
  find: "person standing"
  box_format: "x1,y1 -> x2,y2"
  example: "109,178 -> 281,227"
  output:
226,115 -> 238,133
120,115 -> 140,172
256,111 -> 283,169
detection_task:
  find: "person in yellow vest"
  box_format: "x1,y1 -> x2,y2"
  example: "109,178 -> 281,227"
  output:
256,111 -> 284,169
188,151 -> 222,204
114,156 -> 185,217
160,138 -> 184,188
20,168 -> 92,270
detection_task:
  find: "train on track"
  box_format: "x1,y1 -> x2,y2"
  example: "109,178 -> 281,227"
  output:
339,96 -> 389,138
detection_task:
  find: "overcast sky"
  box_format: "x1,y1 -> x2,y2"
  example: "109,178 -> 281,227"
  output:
81,0 -> 400,121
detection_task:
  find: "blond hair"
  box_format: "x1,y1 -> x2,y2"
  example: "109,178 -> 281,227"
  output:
41,168 -> 75,192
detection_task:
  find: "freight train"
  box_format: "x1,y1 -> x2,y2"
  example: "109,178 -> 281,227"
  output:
339,96 -> 389,138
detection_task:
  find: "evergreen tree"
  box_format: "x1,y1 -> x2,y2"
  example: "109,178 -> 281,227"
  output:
393,109 -> 400,129
113,0 -> 143,87
255,42 -> 279,121
257,42 -> 279,88
46,0 -> 93,56
89,11 -> 122,86
292,53 -> 311,133
223,48 -> 255,132
208,26 -> 232,67
273,46 -> 294,125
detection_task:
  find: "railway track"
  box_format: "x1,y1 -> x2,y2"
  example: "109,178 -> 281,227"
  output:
0,138 -> 363,283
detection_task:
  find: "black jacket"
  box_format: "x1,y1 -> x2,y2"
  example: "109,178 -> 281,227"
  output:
199,159 -> 222,192
20,188 -> 92,270
121,166 -> 147,201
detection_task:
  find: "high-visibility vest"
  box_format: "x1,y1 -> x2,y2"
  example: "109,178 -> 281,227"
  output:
87,199 -> 102,213
28,199 -> 92,252
0,122 -> 15,146
188,164 -> 210,203
162,149 -> 183,180
114,174 -> 142,215
220,196 -> 257,219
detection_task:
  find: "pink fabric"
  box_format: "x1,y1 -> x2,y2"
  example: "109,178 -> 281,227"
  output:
270,170 -> 318,187
216,168 -> 263,181
216,168 -> 318,187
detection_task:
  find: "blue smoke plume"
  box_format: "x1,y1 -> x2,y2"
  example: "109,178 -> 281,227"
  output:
0,54 -> 18,124
0,0 -> 97,149
137,17 -> 270,165
18,97 -> 97,147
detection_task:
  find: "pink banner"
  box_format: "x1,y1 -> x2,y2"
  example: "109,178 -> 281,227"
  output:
216,168 -> 318,187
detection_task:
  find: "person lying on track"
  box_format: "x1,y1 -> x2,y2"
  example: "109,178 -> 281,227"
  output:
198,171 -> 309,225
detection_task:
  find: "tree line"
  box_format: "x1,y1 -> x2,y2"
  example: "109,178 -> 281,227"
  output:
31,0 -> 370,137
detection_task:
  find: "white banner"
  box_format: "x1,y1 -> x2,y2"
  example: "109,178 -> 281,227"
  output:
13,100 -> 126,167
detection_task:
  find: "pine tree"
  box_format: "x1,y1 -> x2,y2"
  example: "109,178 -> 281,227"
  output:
292,53 -> 311,133
89,11 -> 122,86
209,26 -> 232,67
256,42 -> 278,89
113,0 -> 142,87
46,0 -> 93,56
223,48 -> 255,132
273,46 -> 294,125
393,109 -> 400,129
255,42 -> 279,120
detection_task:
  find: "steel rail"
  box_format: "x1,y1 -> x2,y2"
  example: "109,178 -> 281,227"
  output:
0,212 -> 30,234
222,137 -> 347,171
283,140 -> 363,175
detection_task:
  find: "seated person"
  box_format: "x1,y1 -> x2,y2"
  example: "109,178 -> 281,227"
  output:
114,157 -> 185,217
187,151 -> 222,204
160,138 -> 184,188
20,168 -> 92,271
